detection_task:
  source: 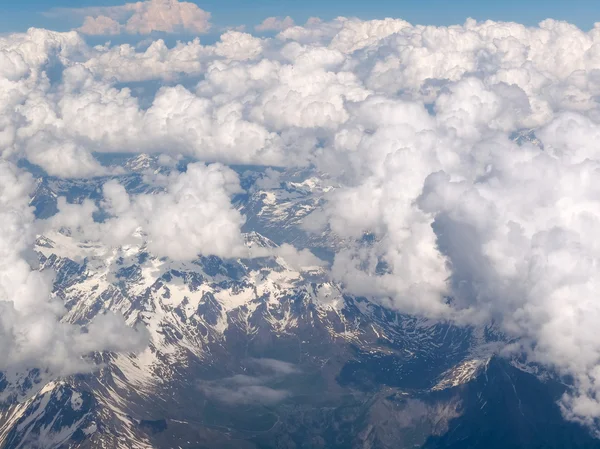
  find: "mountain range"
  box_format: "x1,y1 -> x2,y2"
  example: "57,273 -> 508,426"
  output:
0,154 -> 596,449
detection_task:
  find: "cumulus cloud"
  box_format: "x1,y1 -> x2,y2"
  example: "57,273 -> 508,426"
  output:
61,0 -> 212,35
255,16 -> 295,32
79,15 -> 122,36
105,163 -> 247,260
24,133 -> 110,178
47,163 -> 248,261
123,0 -> 211,34
78,30 -> 264,84
409,128 -> 600,427
0,160 -> 147,376
83,38 -> 211,82
214,31 -> 264,60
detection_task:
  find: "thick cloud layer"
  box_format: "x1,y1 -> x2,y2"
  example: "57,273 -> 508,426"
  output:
4,14 -> 600,428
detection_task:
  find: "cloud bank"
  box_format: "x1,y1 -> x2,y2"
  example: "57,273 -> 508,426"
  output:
4,14 -> 600,429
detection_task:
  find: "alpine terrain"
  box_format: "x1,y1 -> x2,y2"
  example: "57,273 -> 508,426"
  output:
0,154 -> 597,449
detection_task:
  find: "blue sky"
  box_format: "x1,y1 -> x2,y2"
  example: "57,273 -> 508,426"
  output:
2,0 -> 600,34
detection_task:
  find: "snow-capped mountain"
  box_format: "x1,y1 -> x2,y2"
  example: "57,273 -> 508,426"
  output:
0,155 -> 596,449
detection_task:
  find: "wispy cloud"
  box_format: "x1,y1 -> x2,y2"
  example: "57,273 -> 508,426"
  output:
198,358 -> 299,405
251,358 -> 299,375
199,377 -> 291,405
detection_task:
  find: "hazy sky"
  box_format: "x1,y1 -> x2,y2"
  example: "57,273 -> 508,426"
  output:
3,0 -> 600,34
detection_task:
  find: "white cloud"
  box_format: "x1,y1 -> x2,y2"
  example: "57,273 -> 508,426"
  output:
198,358 -> 298,404
84,38 -> 212,82
0,160 -> 147,376
24,133 -> 110,178
48,163 -> 247,261
79,31 -> 264,84
272,244 -> 324,271
79,15 -> 122,35
111,163 -> 247,260
214,31 -> 264,61
255,16 -> 295,32
123,0 -> 211,35
69,0 -> 212,35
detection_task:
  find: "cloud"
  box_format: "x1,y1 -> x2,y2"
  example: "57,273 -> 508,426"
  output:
122,0 -> 211,35
47,163 -> 248,261
198,358 -> 298,404
24,133 -> 110,178
249,358 -> 299,375
60,0 -> 212,35
199,379 -> 290,405
6,15 -> 600,431
271,244 -> 325,271
255,16 -> 295,32
83,38 -> 212,82
0,160 -> 148,377
214,31 -> 264,60
79,15 -> 122,36
78,30 -> 263,84
105,162 -> 247,260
